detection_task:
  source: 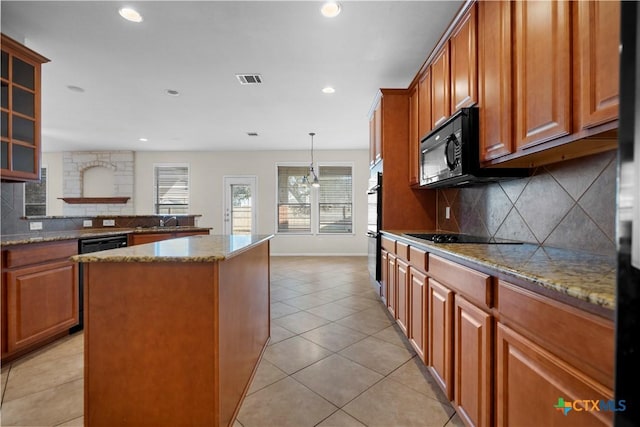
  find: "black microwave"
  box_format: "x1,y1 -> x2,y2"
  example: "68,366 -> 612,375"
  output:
419,107 -> 528,188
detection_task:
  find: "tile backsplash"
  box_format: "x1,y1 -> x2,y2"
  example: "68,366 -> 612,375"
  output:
437,151 -> 617,255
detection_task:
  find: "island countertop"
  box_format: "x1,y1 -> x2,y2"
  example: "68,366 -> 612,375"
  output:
71,234 -> 274,263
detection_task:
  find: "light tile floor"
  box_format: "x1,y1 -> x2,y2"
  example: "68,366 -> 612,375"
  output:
0,256 -> 464,427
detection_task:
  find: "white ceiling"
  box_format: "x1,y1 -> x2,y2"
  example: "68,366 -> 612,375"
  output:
2,1 -> 463,152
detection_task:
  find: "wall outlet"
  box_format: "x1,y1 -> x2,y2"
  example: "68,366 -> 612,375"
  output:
102,219 -> 115,227
29,221 -> 43,231
445,206 -> 451,219
83,220 -> 93,228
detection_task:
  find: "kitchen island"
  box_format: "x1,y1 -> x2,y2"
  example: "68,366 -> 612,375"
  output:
72,234 -> 273,427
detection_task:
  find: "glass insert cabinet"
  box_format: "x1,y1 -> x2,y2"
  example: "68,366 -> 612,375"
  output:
1,33 -> 49,182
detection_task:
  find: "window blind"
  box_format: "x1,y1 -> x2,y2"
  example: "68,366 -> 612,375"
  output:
154,165 -> 189,214
318,165 -> 352,233
277,166 -> 311,233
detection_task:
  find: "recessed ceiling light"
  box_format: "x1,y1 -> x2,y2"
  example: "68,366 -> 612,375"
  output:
165,89 -> 180,97
139,138 -> 148,142
67,85 -> 85,93
119,7 -> 143,23
322,86 -> 335,94
321,2 -> 341,18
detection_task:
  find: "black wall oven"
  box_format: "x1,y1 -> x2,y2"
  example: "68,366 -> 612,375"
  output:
72,234 -> 128,333
367,167 -> 382,284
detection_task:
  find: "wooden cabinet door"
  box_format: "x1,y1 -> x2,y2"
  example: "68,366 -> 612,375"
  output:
450,4 -> 478,112
418,69 -> 432,139
496,323 -> 613,427
454,295 -> 492,427
428,277 -> 454,400
374,103 -> 382,164
387,253 -> 397,318
478,0 -> 513,161
129,232 -> 174,245
514,0 -> 571,150
574,0 -> 620,129
0,35 -> 49,182
431,45 -> 451,128
369,111 -> 376,166
380,249 -> 388,304
5,260 -> 78,353
396,258 -> 409,336
409,267 -> 427,363
408,84 -> 419,186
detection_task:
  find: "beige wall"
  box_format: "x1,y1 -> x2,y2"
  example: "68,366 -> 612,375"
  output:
43,149 -> 369,255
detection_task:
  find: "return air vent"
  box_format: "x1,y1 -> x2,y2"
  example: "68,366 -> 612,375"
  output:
236,74 -> 263,85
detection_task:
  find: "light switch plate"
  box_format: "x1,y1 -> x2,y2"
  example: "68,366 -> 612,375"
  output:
83,220 -> 93,227
445,207 -> 451,219
102,219 -> 115,227
29,221 -> 43,230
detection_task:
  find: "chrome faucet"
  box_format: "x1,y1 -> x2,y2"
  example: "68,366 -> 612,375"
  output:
160,216 -> 178,227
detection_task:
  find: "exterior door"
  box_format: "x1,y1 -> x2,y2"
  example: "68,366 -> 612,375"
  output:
223,176 -> 257,235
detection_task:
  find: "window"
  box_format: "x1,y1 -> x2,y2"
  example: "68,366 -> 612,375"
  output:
154,164 -> 189,214
276,163 -> 353,234
24,166 -> 47,216
277,166 -> 311,233
318,165 -> 353,233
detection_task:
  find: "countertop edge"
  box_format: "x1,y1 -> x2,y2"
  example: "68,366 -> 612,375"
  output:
71,234 -> 274,263
1,227 -> 213,246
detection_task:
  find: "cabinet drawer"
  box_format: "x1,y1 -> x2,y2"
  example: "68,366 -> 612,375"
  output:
429,255 -> 491,309
3,240 -> 78,269
409,246 -> 428,272
396,241 -> 409,261
381,236 -> 396,253
497,280 -> 614,389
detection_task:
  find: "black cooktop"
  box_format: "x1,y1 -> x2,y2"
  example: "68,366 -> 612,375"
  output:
405,233 -> 522,244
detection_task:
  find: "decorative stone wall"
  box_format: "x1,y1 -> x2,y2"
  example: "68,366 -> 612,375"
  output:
63,151 -> 134,216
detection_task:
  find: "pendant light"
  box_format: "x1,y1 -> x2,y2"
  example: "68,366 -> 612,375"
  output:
308,132 -> 320,188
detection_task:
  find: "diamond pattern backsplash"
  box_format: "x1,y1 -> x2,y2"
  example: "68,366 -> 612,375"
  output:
437,151 -> 617,255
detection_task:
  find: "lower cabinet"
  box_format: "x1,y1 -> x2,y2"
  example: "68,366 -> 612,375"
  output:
427,277 -> 454,401
379,234 -> 614,427
380,249 -> 389,304
387,253 -> 397,319
396,257 -> 410,335
408,266 -> 427,362
129,230 -> 209,245
1,240 -> 79,361
454,295 -> 492,427
496,323 -> 612,427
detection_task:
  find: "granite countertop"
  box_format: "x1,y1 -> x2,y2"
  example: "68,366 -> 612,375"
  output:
71,234 -> 273,263
1,226 -> 212,246
384,230 -> 616,315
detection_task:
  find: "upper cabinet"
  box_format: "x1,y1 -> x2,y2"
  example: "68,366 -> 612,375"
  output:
408,84 -> 419,186
478,0 -> 513,161
1,34 -> 49,182
369,100 -> 382,167
430,45 -> 451,129
513,0 -> 572,150
417,69 -> 432,140
475,0 -> 619,166
574,0 -> 620,130
450,4 -> 478,112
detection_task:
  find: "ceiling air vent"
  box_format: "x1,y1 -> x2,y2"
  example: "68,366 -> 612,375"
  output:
247,132 -> 259,136
236,74 -> 263,85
